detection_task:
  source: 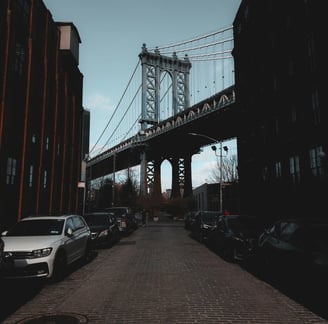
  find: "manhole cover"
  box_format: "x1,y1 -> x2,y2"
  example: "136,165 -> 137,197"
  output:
16,313 -> 88,324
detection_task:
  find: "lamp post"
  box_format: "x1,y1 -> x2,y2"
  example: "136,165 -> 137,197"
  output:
188,132 -> 228,213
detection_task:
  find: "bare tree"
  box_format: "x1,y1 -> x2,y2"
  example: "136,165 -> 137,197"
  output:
209,154 -> 238,183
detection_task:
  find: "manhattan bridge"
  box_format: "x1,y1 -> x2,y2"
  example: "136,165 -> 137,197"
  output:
86,25 -> 238,199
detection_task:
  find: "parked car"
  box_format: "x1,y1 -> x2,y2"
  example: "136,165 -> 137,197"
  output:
190,211 -> 222,243
1,215 -> 91,281
207,214 -> 265,262
105,207 -> 138,235
257,218 -> 328,276
184,211 -> 197,230
83,212 -> 120,247
0,237 -> 4,276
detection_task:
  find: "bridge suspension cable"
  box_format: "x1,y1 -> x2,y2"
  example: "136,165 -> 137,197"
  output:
151,25 -> 233,51
160,37 -> 233,56
89,60 -> 140,157
100,84 -> 142,151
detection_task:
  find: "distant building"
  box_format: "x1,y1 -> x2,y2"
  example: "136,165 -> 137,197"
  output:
0,0 -> 89,229
193,183 -> 219,211
193,182 -> 239,213
233,1 -> 327,220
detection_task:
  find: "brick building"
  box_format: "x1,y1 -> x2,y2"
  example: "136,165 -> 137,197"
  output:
0,0 -> 88,229
233,1 -> 327,220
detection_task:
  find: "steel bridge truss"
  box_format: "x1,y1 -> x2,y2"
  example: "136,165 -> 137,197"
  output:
140,155 -> 193,199
138,44 -> 193,197
139,44 -> 191,128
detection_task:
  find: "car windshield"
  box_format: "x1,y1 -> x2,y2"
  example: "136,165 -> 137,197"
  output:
291,224 -> 328,250
106,208 -> 126,216
227,217 -> 262,233
202,212 -> 220,223
6,219 -> 65,236
84,214 -> 109,226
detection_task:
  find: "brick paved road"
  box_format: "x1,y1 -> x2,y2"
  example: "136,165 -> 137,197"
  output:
2,219 -> 328,323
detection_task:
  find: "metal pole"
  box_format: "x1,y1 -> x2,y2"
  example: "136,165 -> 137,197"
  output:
219,142 -> 223,214
188,132 -> 227,214
112,154 -> 116,206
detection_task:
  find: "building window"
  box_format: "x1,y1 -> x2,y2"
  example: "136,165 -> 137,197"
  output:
290,104 -> 297,123
285,15 -> 292,31
17,0 -> 30,18
14,43 -> 26,76
275,161 -> 282,179
289,155 -> 300,183
262,166 -> 268,181
244,4 -> 249,21
307,35 -> 316,71
288,57 -> 294,76
28,165 -> 33,187
311,89 -> 320,126
46,137 -> 49,150
32,134 -> 36,143
309,146 -> 323,178
237,22 -> 242,34
273,74 -> 278,92
6,158 -> 17,185
43,170 -> 47,189
274,117 -> 280,135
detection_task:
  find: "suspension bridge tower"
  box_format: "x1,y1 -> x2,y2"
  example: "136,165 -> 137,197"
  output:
138,44 -> 192,198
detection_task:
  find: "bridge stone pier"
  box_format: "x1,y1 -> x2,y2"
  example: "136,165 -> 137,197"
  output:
140,153 -> 193,199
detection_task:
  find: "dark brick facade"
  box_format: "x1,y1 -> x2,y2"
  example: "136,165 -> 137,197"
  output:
233,1 -> 327,220
0,0 -> 88,229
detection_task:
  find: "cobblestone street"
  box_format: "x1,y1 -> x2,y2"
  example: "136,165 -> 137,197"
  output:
1,219 -> 328,323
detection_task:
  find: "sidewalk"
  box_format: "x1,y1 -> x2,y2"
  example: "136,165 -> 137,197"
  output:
2,218 -> 327,323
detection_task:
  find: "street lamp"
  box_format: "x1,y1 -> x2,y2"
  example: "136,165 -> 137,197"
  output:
211,144 -> 228,214
188,132 -> 228,213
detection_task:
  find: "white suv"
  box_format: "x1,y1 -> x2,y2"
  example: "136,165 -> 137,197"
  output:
1,215 -> 91,280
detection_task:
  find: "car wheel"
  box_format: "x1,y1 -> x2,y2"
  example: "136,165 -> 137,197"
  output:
233,247 -> 243,262
52,251 -> 67,282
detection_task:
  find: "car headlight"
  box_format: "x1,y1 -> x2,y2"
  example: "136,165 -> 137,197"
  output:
32,247 -> 53,258
98,229 -> 109,237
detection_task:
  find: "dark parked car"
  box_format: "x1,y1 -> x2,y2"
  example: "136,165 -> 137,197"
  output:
0,237 -> 4,275
190,211 -> 222,243
184,211 -> 197,230
83,212 -> 121,247
105,207 -> 138,235
257,218 -> 328,276
207,214 -> 265,262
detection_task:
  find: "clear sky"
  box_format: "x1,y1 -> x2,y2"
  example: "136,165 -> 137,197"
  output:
43,0 -> 241,190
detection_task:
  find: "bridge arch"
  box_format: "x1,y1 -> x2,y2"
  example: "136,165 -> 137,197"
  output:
161,159 -> 172,196
159,71 -> 173,121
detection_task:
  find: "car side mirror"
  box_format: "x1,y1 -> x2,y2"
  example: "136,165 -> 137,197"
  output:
66,227 -> 73,237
